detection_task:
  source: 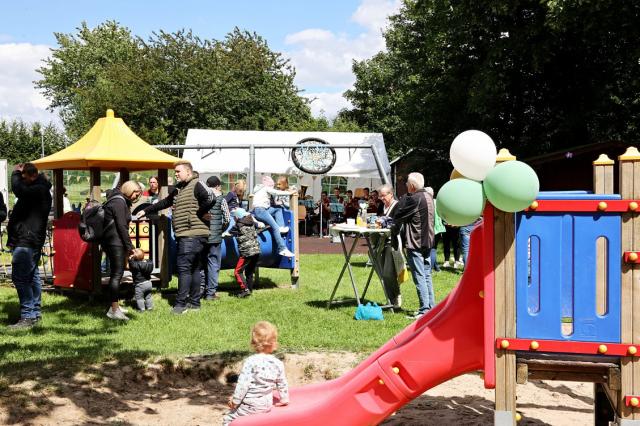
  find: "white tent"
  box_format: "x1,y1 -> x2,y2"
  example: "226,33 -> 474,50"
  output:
182,130 -> 391,198
183,129 -> 390,177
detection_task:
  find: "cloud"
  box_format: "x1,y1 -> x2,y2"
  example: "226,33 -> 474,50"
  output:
303,92 -> 353,118
284,29 -> 334,45
0,43 -> 60,125
351,0 -> 402,32
285,0 -> 401,118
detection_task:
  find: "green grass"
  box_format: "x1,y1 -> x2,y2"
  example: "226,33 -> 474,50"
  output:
0,253 -> 462,377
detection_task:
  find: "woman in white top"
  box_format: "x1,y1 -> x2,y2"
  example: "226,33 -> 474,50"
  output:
251,176 -> 295,257
379,184 -> 398,217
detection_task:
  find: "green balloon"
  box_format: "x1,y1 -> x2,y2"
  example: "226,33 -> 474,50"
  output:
483,161 -> 539,212
436,179 -> 486,226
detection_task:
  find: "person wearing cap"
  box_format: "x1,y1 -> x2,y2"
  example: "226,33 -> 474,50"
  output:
201,176 -> 230,301
137,160 -> 213,315
229,208 -> 261,298
251,176 -> 295,258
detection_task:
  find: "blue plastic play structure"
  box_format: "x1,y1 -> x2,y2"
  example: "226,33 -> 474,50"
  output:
515,191 -> 622,343
167,209 -> 295,273
219,209 -> 296,270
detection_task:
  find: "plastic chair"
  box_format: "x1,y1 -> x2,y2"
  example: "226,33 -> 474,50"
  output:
298,205 -> 307,235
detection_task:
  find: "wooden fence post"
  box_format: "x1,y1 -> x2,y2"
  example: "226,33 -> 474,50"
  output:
619,147 -> 640,424
594,154 -> 614,318
291,192 -> 300,288
494,148 -> 517,425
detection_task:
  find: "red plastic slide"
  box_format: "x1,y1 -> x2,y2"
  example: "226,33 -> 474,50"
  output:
233,224 -> 487,425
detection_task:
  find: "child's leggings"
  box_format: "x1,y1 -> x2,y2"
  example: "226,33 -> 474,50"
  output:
234,255 -> 259,291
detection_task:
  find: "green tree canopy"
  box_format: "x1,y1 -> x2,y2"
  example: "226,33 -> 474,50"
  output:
36,22 -> 320,144
0,120 -> 67,165
344,0 -> 640,185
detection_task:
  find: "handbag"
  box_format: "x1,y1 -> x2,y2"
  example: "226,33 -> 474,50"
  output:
354,302 -> 384,321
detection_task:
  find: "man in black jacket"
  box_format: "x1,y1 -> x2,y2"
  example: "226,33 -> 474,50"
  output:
7,163 -> 52,329
392,172 -> 435,320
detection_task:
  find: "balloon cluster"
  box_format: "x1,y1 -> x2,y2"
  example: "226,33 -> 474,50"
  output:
435,130 -> 539,226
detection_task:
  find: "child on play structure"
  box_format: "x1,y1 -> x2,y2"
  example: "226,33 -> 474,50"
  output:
128,248 -> 154,311
229,208 -> 261,298
222,321 -> 289,426
251,175 -> 295,257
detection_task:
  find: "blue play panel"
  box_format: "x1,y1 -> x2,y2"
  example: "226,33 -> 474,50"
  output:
220,209 -> 295,270
167,209 -> 295,273
515,191 -> 621,343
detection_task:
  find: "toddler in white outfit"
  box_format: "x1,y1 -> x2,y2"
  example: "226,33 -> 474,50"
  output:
222,321 -> 289,425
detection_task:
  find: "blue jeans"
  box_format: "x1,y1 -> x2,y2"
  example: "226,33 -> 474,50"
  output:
406,248 -> 434,314
176,237 -> 208,308
460,219 -> 481,266
253,207 -> 286,252
430,248 -> 440,272
12,246 -> 43,319
203,242 -> 222,298
270,205 -> 287,225
225,216 -> 235,232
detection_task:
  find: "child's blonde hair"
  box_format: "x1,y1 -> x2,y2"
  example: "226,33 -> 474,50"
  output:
131,248 -> 145,261
251,321 -> 279,353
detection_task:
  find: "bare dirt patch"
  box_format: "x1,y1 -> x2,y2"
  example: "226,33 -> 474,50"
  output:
0,352 -> 592,425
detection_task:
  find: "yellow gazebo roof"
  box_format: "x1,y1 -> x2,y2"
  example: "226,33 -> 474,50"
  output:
33,109 -> 180,171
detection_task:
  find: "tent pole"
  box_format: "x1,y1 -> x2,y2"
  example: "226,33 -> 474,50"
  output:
249,144 -> 256,196
370,146 -> 389,185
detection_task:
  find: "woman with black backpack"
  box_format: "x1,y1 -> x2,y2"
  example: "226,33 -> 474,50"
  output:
102,180 -> 142,321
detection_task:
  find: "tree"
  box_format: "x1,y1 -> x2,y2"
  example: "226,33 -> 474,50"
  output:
36,23 -> 315,144
345,0 -> 640,185
36,21 -> 138,139
0,120 -> 67,164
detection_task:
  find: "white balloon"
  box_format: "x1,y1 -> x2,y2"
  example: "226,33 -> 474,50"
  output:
450,130 -> 497,181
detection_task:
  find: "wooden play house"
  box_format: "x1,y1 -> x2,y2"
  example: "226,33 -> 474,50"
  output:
490,147 -> 640,425
32,109 -> 180,293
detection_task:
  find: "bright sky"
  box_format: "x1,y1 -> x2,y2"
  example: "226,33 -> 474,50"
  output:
0,0 -> 401,127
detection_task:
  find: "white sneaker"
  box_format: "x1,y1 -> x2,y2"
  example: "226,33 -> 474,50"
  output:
118,306 -> 129,314
278,248 -> 294,257
279,226 -> 290,234
106,307 -> 129,321
442,260 -> 451,268
454,261 -> 464,270
221,231 -> 231,238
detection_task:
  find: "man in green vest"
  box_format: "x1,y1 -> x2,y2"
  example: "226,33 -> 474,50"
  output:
138,160 -> 213,314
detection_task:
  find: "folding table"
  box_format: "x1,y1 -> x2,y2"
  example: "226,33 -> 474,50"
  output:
327,225 -> 395,312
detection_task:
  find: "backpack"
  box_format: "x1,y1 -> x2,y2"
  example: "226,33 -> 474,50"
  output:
78,195 -> 125,242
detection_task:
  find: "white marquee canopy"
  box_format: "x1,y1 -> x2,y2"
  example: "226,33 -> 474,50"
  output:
182,129 -> 391,180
